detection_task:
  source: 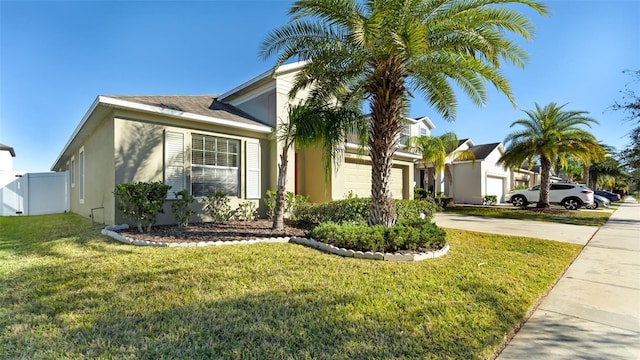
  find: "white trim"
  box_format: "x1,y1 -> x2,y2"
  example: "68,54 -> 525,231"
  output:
70,156 -> 75,188
344,143 -> 422,160
99,96 -> 272,133
78,147 -> 85,204
218,61 -> 308,100
51,96 -> 101,170
225,83 -> 276,107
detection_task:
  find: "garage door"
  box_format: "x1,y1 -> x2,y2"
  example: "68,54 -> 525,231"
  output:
343,161 -> 404,199
486,176 -> 505,203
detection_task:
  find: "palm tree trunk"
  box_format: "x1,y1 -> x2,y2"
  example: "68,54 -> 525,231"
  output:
538,157 -> 552,208
272,150 -> 289,230
367,60 -> 406,226
582,162 -> 590,188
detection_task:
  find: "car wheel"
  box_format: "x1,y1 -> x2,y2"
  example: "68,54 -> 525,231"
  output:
586,202 -> 598,210
511,195 -> 527,207
563,198 -> 581,210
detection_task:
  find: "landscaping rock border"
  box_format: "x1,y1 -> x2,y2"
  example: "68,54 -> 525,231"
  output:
102,224 -> 449,262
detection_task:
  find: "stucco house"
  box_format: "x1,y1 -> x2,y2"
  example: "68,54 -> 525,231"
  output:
418,139 -> 512,204
52,62 -> 429,225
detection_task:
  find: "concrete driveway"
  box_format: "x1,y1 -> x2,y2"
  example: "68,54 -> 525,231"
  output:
433,212 -> 598,245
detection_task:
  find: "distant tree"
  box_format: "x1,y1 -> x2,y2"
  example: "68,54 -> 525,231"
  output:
611,70 -> 640,172
500,102 -> 602,208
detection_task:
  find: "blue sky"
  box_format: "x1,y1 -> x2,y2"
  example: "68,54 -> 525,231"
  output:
1,0 -> 638,172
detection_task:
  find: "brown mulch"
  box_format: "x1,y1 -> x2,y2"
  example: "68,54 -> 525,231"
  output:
118,220 -> 309,243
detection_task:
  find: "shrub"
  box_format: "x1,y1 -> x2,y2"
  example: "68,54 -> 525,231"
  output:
233,201 -> 257,221
263,189 -> 308,220
295,197 -> 437,225
309,219 -> 447,253
414,187 -> 430,200
114,181 -> 171,233
203,191 -> 232,224
171,189 -> 196,228
482,195 -> 498,206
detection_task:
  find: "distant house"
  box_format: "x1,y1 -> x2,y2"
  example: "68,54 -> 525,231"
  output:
417,139 -> 511,204
52,62 -> 426,225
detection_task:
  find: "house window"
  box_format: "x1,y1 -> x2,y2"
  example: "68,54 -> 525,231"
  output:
399,124 -> 411,146
70,156 -> 75,187
420,127 -> 428,137
78,147 -> 85,204
191,134 -> 239,197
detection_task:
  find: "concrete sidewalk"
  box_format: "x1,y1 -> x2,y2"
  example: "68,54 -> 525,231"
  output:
497,198 -> 640,359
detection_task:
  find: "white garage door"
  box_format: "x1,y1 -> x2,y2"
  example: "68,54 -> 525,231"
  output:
486,176 -> 505,203
343,161 -> 404,199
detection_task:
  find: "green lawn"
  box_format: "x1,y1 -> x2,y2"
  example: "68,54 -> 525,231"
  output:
444,205 -> 612,226
0,214 -> 581,359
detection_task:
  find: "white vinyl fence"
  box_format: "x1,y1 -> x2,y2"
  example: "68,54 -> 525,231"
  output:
0,171 -> 69,216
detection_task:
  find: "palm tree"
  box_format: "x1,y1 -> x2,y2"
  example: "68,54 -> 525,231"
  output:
500,102 -> 602,208
407,132 -> 475,193
261,0 -> 547,226
272,102 -> 365,230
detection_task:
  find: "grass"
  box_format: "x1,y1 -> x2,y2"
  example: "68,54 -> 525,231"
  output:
444,205 -> 612,227
0,214 -> 581,359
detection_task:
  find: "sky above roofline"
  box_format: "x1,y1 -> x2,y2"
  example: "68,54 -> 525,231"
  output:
1,0 -> 638,172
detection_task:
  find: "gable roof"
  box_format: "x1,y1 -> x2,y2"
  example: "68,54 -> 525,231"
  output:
109,95 -> 270,127
0,143 -> 15,157
467,142 -> 502,160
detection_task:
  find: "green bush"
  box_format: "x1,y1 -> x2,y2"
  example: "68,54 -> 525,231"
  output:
114,181 -> 171,233
171,189 -> 196,228
263,189 -> 309,220
414,187 -> 430,200
309,219 -> 447,253
203,191 -> 231,224
295,197 -> 437,225
233,201 -> 257,221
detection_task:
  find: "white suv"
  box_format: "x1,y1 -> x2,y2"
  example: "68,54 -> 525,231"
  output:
506,182 -> 594,210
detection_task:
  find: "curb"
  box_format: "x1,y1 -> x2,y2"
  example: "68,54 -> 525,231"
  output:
102,225 -> 449,262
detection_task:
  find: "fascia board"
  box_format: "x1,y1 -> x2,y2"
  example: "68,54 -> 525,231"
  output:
344,143 -> 422,160
51,96 -> 102,170
99,96 -> 272,133
218,61 -> 308,101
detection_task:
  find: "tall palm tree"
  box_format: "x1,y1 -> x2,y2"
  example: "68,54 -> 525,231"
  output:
261,0 -> 547,226
407,132 -> 475,193
500,102 -> 602,208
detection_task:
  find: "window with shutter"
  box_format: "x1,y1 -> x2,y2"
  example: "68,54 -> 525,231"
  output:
245,140 -> 260,199
164,131 -> 186,199
191,134 -> 240,197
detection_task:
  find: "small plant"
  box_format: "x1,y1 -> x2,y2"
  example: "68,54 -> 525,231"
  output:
263,189 -> 308,220
482,195 -> 498,206
511,184 -> 530,191
171,189 -> 196,227
413,187 -> 430,200
285,192 -> 309,220
263,189 -> 277,218
114,181 -> 170,232
233,201 -> 257,221
203,191 -> 231,224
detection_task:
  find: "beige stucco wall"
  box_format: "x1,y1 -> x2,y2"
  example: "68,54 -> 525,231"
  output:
66,114 -> 115,224
113,113 -> 270,225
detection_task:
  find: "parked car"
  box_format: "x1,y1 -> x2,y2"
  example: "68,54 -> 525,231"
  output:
586,194 -> 610,209
595,190 -> 621,202
506,182 -> 594,210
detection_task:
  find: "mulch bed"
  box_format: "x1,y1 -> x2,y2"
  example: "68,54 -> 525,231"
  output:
118,220 -> 309,243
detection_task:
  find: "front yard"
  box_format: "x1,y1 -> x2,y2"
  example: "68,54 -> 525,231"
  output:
1,214 -> 581,359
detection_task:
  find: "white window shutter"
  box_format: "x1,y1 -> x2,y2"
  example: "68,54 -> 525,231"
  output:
245,140 -> 260,199
164,131 -> 185,199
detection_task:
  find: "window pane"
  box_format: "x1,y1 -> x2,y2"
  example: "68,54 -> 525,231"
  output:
191,135 -> 239,197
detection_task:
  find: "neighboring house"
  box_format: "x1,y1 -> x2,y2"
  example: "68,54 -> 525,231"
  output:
52,62 -> 422,225
418,139 -> 511,204
511,164 -> 562,189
